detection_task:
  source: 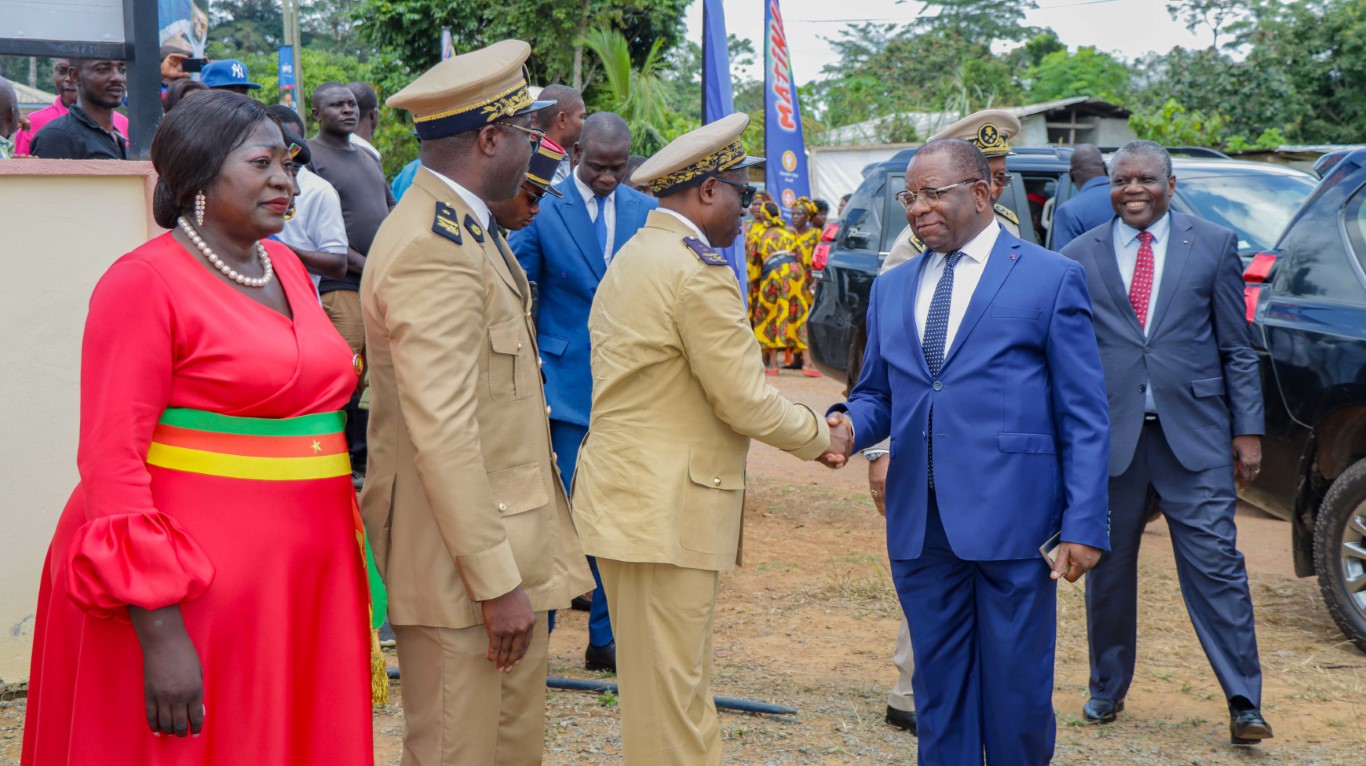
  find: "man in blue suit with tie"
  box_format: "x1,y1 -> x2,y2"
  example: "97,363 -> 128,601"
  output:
1061,140 -> 1272,745
1050,144 -> 1111,250
824,138 -> 1112,765
510,111 -> 657,671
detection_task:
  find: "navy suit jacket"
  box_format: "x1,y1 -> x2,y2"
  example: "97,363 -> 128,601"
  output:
1061,211 -> 1263,476
510,178 -> 657,428
835,226 -> 1112,561
1052,176 -> 1114,250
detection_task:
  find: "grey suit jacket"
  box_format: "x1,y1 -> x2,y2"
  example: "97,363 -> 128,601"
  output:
1061,211 -> 1263,476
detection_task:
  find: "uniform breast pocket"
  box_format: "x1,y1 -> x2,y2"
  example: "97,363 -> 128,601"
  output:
488,318 -> 533,402
679,445 -> 747,555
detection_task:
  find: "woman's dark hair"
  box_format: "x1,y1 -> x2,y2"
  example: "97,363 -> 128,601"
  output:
763,201 -> 781,218
162,78 -> 207,114
813,199 -> 830,215
151,90 -> 281,229
266,103 -> 305,135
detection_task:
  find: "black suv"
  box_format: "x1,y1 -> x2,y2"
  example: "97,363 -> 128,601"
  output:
1244,147 -> 1366,651
808,147 -> 1317,386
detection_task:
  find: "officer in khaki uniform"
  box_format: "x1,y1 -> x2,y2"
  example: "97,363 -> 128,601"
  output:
572,113 -> 835,765
360,40 -> 593,765
929,109 -> 1024,236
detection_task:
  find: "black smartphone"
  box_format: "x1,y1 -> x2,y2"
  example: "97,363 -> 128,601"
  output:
181,58 -> 207,73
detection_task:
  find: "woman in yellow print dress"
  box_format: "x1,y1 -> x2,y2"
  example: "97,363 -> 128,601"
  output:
745,191 -> 777,319
753,200 -> 806,375
787,197 -> 826,377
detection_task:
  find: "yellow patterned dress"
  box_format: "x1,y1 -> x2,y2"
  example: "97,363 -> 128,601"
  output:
744,217 -> 770,317
753,224 -> 809,351
789,225 -> 821,348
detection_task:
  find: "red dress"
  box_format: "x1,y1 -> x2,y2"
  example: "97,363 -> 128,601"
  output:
22,233 -> 373,765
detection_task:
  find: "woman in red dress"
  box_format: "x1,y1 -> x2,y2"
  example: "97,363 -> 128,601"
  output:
22,91 -> 374,765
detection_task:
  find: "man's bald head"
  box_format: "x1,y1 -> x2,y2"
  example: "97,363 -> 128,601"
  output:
0,77 -> 18,141
1069,144 -> 1107,186
575,113 -> 632,197
579,112 -> 631,150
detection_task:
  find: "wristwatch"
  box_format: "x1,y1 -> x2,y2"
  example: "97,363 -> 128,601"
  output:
864,449 -> 889,461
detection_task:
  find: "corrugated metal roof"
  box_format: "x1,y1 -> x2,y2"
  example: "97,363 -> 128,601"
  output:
13,82 -> 57,110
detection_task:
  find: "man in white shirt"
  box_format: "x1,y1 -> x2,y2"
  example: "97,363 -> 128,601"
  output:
348,81 -> 383,162
267,111 -> 349,290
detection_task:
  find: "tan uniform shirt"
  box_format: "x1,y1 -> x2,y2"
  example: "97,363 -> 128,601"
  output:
360,168 -> 593,629
572,210 -> 830,572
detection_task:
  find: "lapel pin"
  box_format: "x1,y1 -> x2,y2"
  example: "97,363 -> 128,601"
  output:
1011,254 -> 1018,260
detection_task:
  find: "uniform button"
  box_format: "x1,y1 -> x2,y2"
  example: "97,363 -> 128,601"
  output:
713,477 -> 722,486
525,310 -> 532,317
1143,346 -> 1152,354
517,342 -> 524,351
932,380 -> 943,391
1138,384 -> 1146,393
546,406 -> 552,415
497,502 -> 507,511
538,357 -> 544,368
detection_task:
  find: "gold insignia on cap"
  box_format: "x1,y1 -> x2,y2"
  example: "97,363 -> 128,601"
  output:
631,113 -> 765,196
928,109 -> 1022,157
387,40 -> 549,141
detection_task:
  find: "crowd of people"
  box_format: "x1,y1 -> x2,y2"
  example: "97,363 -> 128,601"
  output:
10,32 -> 1275,766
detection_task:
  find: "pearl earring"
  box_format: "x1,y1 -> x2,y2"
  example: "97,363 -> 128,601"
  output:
194,191 -> 206,227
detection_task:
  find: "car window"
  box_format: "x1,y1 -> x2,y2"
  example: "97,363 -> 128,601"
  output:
840,178 -> 883,253
883,173 -> 907,252
1176,173 -> 1316,255
1272,181 -> 1366,303
1340,183 -> 1366,285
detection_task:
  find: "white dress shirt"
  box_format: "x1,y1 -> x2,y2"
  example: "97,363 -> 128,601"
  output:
427,167 -> 494,235
1112,212 -> 1171,337
277,167 -> 349,292
1112,211 -> 1171,412
657,208 -> 709,246
349,134 -> 381,162
915,221 -> 1002,348
552,157 -> 572,186
574,171 -> 616,263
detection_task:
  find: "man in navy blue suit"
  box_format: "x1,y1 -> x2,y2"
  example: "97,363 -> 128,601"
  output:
510,112 -> 657,671
1061,140 -> 1271,744
823,139 -> 1111,765
1051,145 -> 1111,250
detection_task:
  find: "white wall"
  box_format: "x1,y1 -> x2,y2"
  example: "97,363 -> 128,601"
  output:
0,161 -> 160,684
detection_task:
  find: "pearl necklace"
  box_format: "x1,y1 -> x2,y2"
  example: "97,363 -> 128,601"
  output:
177,216 -> 274,288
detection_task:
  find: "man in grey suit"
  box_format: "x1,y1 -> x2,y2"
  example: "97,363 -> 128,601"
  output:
1061,140 -> 1271,745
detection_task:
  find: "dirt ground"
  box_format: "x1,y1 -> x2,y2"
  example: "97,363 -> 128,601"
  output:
4,374 -> 1364,764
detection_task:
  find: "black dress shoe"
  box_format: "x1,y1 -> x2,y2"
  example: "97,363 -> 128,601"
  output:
1230,708 -> 1273,745
885,705 -> 917,735
570,593 -> 593,612
585,641 -> 616,672
1082,697 -> 1124,724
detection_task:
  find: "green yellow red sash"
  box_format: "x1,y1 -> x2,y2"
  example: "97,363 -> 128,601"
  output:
147,408 -> 351,481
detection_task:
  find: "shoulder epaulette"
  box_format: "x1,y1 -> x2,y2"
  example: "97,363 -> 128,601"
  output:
432,202 -> 462,245
463,213 -> 486,243
683,236 -> 729,267
994,203 -> 1019,225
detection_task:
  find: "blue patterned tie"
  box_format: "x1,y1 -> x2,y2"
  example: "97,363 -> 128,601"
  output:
594,195 -> 609,262
922,251 -> 965,377
923,251 -> 964,489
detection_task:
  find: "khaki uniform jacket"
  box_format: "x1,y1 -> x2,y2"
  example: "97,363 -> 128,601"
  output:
572,210 -> 830,572
360,168 -> 593,629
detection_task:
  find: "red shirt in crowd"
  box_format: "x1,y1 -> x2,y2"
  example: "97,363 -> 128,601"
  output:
14,98 -> 129,156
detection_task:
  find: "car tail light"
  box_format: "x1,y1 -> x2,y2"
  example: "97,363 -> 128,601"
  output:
1243,252 -> 1277,322
812,223 -> 840,271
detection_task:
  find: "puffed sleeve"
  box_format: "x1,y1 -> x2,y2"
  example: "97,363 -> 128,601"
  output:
66,258 -> 214,619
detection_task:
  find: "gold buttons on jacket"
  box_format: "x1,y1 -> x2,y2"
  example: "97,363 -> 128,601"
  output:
497,502 -> 507,511
713,477 -> 722,486
546,406 -> 552,415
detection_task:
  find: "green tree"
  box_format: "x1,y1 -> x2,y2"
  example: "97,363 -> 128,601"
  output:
577,28 -> 688,155
1165,0 -> 1250,48
1128,99 -> 1226,147
354,0 -> 688,90
1026,46 -> 1129,103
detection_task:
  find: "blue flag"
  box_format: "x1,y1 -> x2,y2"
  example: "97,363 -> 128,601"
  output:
701,0 -> 747,301
764,0 -> 811,217
278,46 -> 298,114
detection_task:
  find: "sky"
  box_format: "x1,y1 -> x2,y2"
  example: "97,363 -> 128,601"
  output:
683,0 -> 1216,85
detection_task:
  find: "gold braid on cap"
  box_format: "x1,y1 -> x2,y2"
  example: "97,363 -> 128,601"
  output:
649,139 -> 747,194
413,82 -> 531,125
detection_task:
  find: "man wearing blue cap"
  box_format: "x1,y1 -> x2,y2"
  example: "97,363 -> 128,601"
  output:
199,59 -> 261,94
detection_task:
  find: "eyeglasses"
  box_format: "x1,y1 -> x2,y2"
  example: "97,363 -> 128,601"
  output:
895,179 -> 982,210
992,171 -> 1014,185
521,183 -> 546,204
495,121 -> 546,151
714,177 -> 758,208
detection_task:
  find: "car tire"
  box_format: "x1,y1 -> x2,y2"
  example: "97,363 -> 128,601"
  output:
1313,457 -> 1366,652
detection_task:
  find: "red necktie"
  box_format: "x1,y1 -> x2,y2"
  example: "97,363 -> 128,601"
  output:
1129,230 -> 1155,329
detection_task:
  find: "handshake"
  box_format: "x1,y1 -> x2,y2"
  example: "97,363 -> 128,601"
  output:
818,413 -> 855,469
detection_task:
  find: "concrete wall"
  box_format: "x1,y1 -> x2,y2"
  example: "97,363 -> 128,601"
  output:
0,160 -> 160,684
1097,118 -> 1139,147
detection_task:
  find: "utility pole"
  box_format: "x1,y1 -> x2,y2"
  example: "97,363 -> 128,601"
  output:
282,0 -> 304,128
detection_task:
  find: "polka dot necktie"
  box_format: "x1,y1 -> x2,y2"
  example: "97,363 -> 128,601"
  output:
922,250 -> 964,490
594,195 -> 609,263
1129,230 -> 1155,329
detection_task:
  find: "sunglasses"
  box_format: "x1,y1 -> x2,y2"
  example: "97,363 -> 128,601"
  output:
495,121 -> 546,151
714,177 -> 757,208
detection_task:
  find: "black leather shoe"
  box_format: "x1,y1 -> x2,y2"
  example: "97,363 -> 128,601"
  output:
1230,708 -> 1273,745
1082,697 -> 1124,724
885,705 -> 917,735
570,593 -> 592,612
585,641 -> 616,672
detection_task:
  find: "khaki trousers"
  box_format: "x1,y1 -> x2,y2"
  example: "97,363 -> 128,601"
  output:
888,616 -> 916,712
393,618 -> 549,766
597,559 -> 721,766
322,289 -> 366,393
